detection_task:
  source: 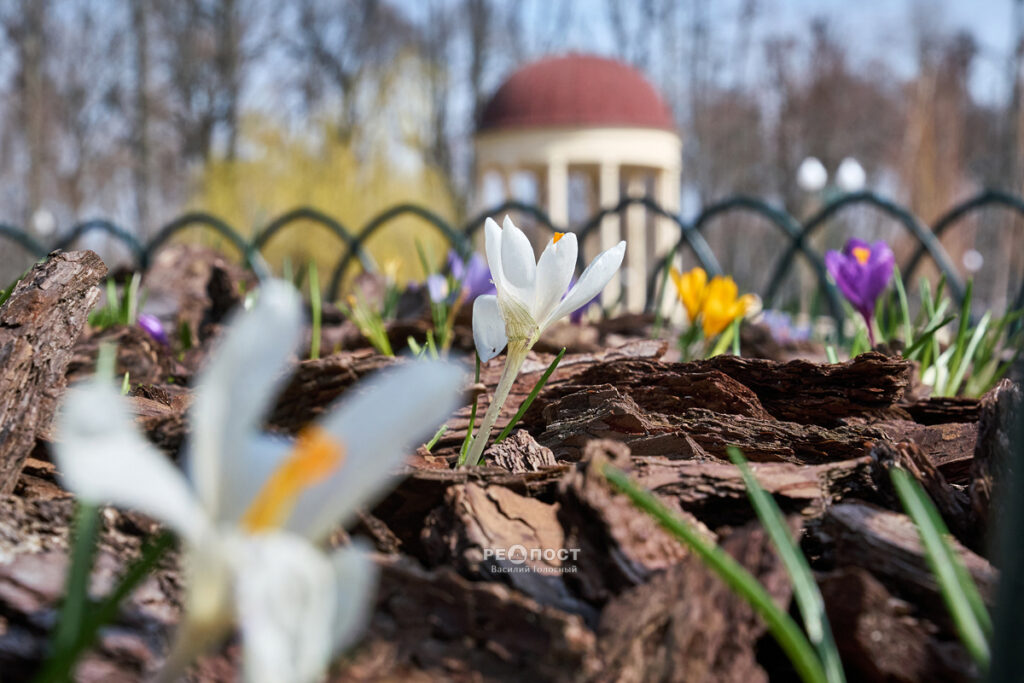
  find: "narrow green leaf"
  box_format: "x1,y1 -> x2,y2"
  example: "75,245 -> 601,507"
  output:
943,279 -> 974,394
893,266 -> 913,347
45,503 -> 101,673
825,345 -> 839,364
424,424 -> 448,452
944,312 -> 991,397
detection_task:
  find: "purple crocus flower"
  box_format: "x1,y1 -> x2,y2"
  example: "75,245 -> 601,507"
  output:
824,238 -> 894,347
137,313 -> 169,346
448,250 -> 495,302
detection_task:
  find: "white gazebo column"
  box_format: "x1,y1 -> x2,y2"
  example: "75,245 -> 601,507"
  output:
598,161 -> 622,310
655,168 -> 681,261
546,158 -> 569,230
656,168 -> 685,323
625,172 -> 647,311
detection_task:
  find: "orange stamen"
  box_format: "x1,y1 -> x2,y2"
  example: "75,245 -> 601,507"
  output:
241,426 -> 345,532
552,232 -> 565,244
852,246 -> 871,265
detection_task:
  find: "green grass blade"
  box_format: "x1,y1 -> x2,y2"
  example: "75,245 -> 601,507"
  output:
825,345 -> 839,364
945,312 -> 991,397
727,447 -> 845,683
424,424 -> 448,452
494,347 -> 565,444
904,315 -> 956,359
44,503 -> 101,675
37,531 -> 174,683
889,467 -> 991,669
892,266 -> 913,347
943,279 -> 974,395
603,465 -> 827,683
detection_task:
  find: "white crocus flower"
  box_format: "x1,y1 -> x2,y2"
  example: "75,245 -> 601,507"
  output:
462,216 -> 625,466
55,281 -> 464,683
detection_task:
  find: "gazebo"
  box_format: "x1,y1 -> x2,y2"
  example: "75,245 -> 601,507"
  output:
475,54 -> 682,312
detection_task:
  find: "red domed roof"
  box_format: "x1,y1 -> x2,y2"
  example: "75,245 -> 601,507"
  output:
478,54 -> 676,132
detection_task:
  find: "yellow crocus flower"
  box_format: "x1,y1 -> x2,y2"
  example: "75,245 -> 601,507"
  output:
700,275 -> 757,337
670,266 -> 708,322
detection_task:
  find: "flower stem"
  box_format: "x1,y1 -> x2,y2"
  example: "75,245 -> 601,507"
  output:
862,311 -> 877,349
461,340 -> 530,466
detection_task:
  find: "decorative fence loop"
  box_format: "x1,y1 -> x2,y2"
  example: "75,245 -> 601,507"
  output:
145,212 -> 270,279
54,219 -> 147,269
329,204 -> 472,300
0,190 -> 1020,328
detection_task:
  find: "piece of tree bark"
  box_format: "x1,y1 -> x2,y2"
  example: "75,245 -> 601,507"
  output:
0,250 -> 106,494
421,482 -> 591,618
534,360 -> 772,420
594,519 -> 792,683
630,455 -> 878,525
819,567 -> 976,682
441,340 -> 668,453
818,502 -> 997,631
537,384 -> 888,464
554,440 -> 710,605
903,396 -> 980,426
868,441 -> 974,547
484,429 -> 557,472
371,465 -> 569,558
352,558 -> 599,682
872,419 -> 977,483
970,379 -> 1022,539
686,351 -> 913,424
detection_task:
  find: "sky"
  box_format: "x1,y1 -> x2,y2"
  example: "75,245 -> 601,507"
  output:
474,0 -> 1021,105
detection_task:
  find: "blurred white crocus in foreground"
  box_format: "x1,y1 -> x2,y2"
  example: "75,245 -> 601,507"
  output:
462,216 -> 625,465
55,280 -> 464,683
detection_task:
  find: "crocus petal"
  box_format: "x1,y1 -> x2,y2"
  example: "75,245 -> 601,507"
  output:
217,435 -> 293,525
498,215 -> 537,301
471,294 -> 508,362
865,241 -> 895,301
285,361 -> 465,541
187,280 -> 303,522
328,546 -> 378,654
233,533 -> 341,683
825,251 -> 867,311
426,274 -> 449,303
701,276 -> 743,336
55,380 -> 208,543
483,218 -> 505,290
544,241 -> 626,328
671,267 -> 707,322
532,232 -> 578,323
464,253 -> 496,300
138,313 -> 169,346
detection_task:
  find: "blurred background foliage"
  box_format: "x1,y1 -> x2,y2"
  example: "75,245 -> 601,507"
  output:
191,116 -> 454,284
